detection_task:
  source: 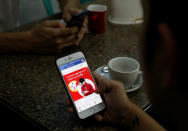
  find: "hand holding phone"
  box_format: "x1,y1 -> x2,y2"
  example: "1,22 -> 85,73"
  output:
56,52 -> 105,119
66,10 -> 89,29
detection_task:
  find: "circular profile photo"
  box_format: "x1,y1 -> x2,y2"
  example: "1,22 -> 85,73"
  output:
77,78 -> 96,97
68,80 -> 78,92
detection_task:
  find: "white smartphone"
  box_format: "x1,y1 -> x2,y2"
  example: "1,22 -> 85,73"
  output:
56,51 -> 105,119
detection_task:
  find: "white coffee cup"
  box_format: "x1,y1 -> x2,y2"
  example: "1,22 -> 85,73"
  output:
109,0 -> 143,25
108,57 -> 140,89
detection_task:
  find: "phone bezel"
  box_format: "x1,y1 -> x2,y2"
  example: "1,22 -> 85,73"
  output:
56,51 -> 105,119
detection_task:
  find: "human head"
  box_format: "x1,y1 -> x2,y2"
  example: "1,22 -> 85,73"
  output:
79,78 -> 85,84
141,0 -> 187,127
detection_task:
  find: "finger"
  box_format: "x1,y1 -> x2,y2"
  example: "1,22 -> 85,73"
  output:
93,114 -> 104,122
69,26 -> 79,34
60,26 -> 78,35
93,73 -> 113,94
68,107 -> 74,113
56,40 -> 77,51
93,72 -> 102,84
82,17 -> 88,30
63,12 -> 71,22
46,26 -> 78,37
43,20 -> 64,28
66,99 -> 72,106
93,73 -> 105,94
55,34 -> 77,45
76,27 -> 86,45
63,8 -> 82,22
75,17 -> 88,45
69,8 -> 82,16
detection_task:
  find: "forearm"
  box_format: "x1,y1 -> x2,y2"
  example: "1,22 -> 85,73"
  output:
0,32 -> 30,53
122,103 -> 166,131
58,0 -> 80,10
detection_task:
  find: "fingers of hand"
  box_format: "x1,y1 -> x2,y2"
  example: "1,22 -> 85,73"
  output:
55,34 -> 77,51
59,26 -> 78,36
43,20 -> 64,28
66,99 -> 71,106
63,8 -> 82,22
76,27 -> 86,45
93,114 -> 103,122
69,8 -> 82,15
93,72 -> 101,83
68,107 -> 74,113
83,17 -> 88,27
55,34 -> 77,45
37,26 -> 78,52
70,26 -> 79,34
93,73 -> 110,94
56,40 -> 77,52
46,26 -> 78,38
62,12 -> 71,22
75,17 -> 88,45
66,99 -> 74,113
93,73 -> 109,94
93,72 -> 124,94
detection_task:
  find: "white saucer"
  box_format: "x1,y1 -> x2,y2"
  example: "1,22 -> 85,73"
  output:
108,15 -> 143,25
95,65 -> 143,93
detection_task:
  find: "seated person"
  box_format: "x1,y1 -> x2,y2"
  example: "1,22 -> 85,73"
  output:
0,0 -> 86,53
67,0 -> 187,130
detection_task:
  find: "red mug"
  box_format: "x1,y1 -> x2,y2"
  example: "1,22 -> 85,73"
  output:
87,4 -> 107,34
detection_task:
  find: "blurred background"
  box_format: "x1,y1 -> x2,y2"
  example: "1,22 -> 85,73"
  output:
19,0 -> 93,25
19,0 -> 61,25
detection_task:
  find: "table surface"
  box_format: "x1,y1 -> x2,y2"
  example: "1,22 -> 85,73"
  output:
0,1 -> 149,131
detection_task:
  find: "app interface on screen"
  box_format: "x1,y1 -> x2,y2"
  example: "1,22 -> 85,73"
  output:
60,58 -> 103,112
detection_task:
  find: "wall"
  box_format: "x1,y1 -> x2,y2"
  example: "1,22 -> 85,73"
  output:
19,0 -> 61,25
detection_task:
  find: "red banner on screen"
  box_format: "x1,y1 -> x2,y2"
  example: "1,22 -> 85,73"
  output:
63,67 -> 97,101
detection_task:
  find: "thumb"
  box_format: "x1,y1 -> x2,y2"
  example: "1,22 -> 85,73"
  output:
93,72 -> 112,94
69,8 -> 82,16
63,8 -> 82,22
63,12 -> 71,22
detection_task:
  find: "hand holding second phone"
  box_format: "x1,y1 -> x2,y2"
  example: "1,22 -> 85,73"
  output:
26,20 -> 79,53
63,7 -> 88,46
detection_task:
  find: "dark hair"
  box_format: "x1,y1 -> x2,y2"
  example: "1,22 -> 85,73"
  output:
79,78 -> 85,83
144,0 -> 186,91
144,0 -> 184,66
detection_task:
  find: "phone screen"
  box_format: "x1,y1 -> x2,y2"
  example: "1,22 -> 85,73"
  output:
59,58 -> 103,112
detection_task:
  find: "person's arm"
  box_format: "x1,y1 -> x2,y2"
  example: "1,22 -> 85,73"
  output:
0,32 -> 30,53
0,20 -> 78,53
66,73 -> 166,130
93,73 -> 166,130
120,103 -> 166,130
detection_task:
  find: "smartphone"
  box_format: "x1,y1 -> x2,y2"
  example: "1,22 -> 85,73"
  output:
56,52 -> 105,119
66,10 -> 88,29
